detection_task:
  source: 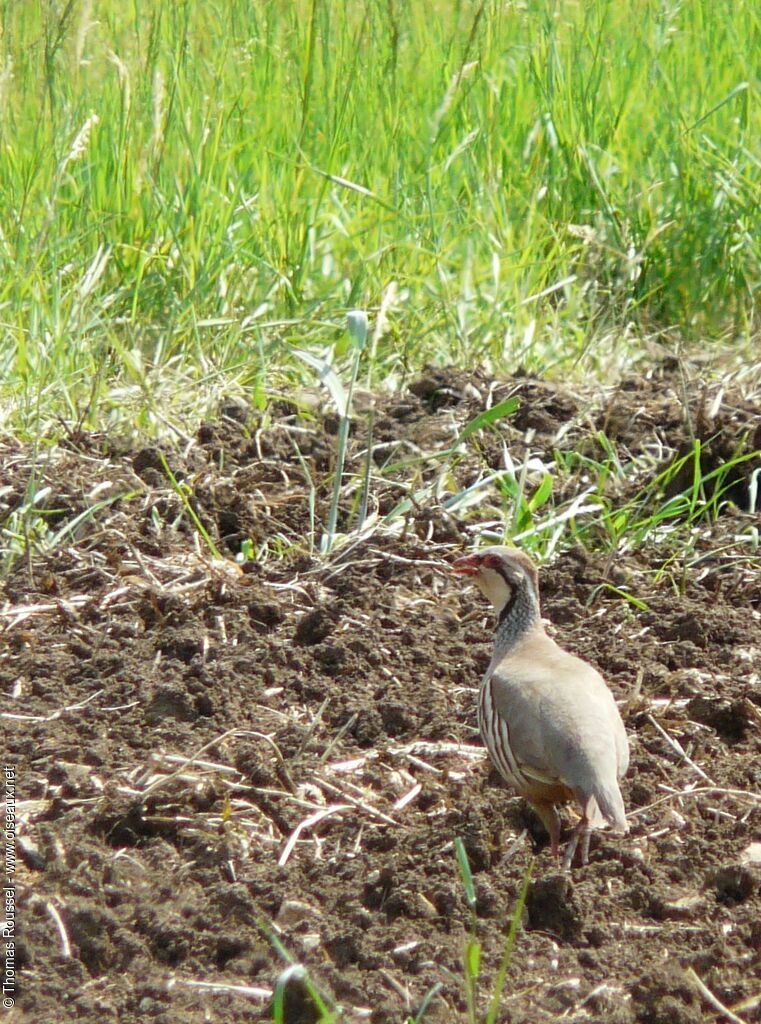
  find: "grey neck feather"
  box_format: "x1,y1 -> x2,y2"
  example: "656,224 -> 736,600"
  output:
494,580 -> 539,653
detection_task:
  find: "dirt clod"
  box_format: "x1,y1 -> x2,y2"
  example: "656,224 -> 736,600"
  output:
295,606 -> 338,645
526,874 -> 586,941
710,864 -> 757,904
631,965 -> 702,1024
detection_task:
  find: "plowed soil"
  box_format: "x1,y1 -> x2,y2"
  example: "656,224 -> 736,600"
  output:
4,367 -> 760,1024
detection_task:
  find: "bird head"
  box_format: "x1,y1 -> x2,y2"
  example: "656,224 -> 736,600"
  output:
452,546 -> 540,615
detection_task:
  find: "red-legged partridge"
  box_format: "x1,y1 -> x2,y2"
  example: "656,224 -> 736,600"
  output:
453,546 -> 629,869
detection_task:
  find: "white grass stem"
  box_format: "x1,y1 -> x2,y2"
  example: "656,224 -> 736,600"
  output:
685,968 -> 750,1024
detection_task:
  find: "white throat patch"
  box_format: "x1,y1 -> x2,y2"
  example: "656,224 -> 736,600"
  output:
474,567 -> 513,612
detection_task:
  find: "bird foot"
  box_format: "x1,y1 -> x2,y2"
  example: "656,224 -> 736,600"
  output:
561,823 -> 591,872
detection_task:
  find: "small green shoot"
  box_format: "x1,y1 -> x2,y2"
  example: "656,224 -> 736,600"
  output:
261,921 -> 337,1023
237,537 -> 255,563
454,839 -> 534,1024
272,963 -> 337,1023
272,964 -> 337,1024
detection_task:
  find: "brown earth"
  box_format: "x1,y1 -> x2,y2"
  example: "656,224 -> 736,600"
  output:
3,367 -> 760,1024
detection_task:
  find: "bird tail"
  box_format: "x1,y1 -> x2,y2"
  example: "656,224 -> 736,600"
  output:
583,783 -> 628,834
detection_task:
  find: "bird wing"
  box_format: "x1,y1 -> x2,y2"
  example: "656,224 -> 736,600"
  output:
488,631 -> 629,829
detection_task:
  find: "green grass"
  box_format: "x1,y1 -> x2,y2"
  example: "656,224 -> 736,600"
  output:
0,0 -> 758,437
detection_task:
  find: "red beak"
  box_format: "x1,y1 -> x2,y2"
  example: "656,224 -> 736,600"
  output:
452,554 -> 482,576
